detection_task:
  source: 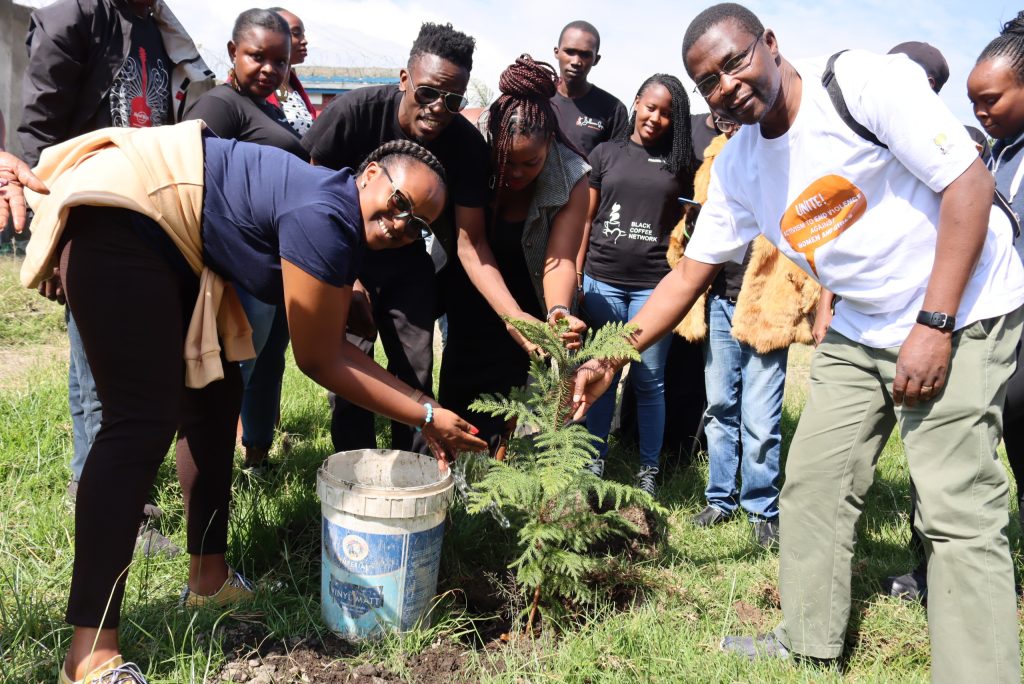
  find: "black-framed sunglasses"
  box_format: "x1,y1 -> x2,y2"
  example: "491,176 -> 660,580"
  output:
693,31 -> 764,98
379,165 -> 433,240
411,83 -> 469,113
714,117 -> 739,134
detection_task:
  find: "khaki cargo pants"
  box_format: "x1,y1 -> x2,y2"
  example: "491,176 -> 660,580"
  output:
774,307 -> 1023,683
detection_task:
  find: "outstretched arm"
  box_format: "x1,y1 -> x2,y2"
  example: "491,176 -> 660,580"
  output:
544,177 -> 590,348
456,204 -> 543,353
281,259 -> 486,463
571,255 -> 723,419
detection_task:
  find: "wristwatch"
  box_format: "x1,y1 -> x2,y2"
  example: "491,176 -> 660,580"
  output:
916,310 -> 956,331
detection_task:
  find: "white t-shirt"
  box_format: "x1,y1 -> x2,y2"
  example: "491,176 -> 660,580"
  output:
686,50 -> 1024,348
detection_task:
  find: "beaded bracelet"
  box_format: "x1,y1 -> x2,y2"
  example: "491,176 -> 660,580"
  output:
415,402 -> 433,432
547,304 -> 570,322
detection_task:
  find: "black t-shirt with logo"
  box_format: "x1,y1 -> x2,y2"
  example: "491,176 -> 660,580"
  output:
584,140 -> 692,288
302,85 -> 490,258
550,85 -> 628,157
96,14 -> 171,130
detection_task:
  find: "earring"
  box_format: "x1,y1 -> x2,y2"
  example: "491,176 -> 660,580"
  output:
488,175 -> 496,190
361,182 -> 366,189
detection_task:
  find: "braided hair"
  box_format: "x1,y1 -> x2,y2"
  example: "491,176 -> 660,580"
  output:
409,22 -> 475,72
356,139 -> 447,186
978,11 -> 1024,83
486,54 -> 581,192
231,8 -> 289,44
682,3 -> 764,71
619,74 -> 695,177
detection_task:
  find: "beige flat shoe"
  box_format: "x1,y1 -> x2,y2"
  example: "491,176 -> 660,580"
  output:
59,655 -> 147,683
179,566 -> 255,608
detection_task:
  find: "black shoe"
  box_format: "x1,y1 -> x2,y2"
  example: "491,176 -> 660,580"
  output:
882,568 -> 927,603
753,518 -> 779,548
692,505 -> 729,528
634,466 -> 659,498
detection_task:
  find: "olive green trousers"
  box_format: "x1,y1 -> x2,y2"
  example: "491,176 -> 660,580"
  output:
775,308 -> 1023,684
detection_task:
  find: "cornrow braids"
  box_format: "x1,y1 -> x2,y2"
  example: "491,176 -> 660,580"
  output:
409,22 -> 475,72
978,11 -> 1024,83
232,8 -> 289,44
357,139 -> 447,186
682,3 -> 764,74
486,54 -> 583,192
619,74 -> 695,178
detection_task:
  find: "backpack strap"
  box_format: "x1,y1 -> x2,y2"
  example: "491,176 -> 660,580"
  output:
822,50 -> 888,150
994,187 -> 1022,240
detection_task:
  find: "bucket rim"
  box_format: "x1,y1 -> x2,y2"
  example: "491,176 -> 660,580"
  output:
317,450 -> 452,494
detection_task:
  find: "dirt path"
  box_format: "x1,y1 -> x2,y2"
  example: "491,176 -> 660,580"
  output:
0,343 -> 66,391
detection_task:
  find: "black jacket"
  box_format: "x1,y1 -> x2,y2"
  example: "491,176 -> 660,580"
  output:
18,0 -> 214,166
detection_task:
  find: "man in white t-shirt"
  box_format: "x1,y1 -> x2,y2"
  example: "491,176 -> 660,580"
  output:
570,4 -> 1024,682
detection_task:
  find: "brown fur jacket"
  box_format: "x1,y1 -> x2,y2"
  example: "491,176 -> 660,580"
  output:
666,134 -> 819,353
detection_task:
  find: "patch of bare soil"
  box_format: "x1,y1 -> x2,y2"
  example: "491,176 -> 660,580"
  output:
0,344 -> 64,390
212,625 -> 496,684
732,600 -> 768,631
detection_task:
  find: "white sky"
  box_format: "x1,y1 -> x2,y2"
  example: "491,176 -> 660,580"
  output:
16,0 -> 1021,125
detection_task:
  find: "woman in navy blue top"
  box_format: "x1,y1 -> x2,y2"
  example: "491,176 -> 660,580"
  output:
4,134 -> 486,684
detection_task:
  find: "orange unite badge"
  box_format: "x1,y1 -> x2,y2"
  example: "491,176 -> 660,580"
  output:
779,175 -> 867,275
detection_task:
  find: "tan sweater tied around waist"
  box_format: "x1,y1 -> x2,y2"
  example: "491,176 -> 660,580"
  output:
22,121 -> 255,388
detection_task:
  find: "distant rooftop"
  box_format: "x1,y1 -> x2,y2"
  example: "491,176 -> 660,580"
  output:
294,66 -> 400,92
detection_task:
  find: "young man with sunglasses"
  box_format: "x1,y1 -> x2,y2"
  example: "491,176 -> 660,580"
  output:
304,22 -> 534,456
571,3 -> 1024,681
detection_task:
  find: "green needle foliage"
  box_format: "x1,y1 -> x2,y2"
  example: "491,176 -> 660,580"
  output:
467,317 -> 661,616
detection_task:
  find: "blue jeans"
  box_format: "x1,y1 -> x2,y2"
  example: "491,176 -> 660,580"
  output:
702,295 -> 787,520
582,275 -> 672,468
237,288 -> 290,450
68,309 -> 101,481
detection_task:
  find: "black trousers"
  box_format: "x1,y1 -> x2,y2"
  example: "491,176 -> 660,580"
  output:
60,208 -> 240,628
329,243 -> 435,454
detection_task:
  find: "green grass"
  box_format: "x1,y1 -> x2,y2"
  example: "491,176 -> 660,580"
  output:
0,257 -> 1021,682
0,255 -> 65,348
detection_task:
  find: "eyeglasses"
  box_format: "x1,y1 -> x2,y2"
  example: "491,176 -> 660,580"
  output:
714,117 -> 739,134
693,31 -> 764,98
379,165 -> 433,240
411,83 -> 469,113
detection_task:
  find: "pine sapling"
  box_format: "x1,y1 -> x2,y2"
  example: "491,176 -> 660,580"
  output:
466,317 -> 660,633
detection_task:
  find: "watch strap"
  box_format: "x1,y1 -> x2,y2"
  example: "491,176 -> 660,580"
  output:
916,310 -> 956,331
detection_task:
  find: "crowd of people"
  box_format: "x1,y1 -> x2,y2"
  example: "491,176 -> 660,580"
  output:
0,1 -> 1023,682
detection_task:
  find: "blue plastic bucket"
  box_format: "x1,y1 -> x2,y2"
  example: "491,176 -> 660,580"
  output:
317,449 -> 453,640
